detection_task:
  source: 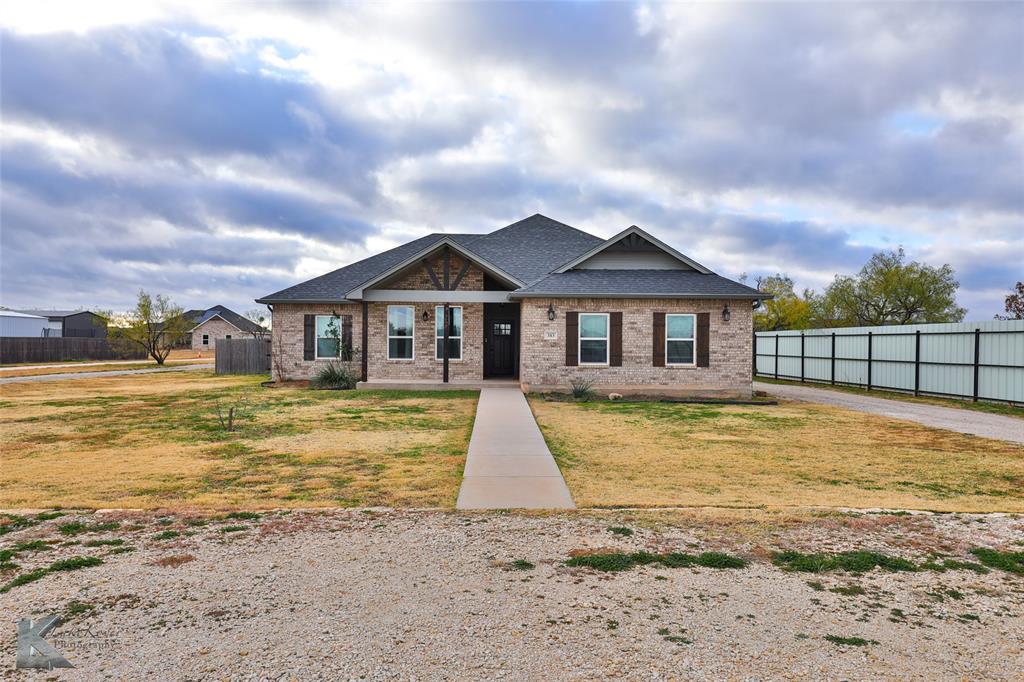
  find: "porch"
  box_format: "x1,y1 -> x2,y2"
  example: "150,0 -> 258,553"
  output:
356,378 -> 522,391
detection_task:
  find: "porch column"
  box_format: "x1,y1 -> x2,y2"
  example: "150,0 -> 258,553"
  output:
442,303 -> 450,383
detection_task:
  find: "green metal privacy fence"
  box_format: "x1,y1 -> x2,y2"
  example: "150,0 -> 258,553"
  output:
754,320 -> 1024,404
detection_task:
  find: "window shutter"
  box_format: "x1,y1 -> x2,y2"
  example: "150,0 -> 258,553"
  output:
565,311 -> 578,366
303,314 -> 315,361
653,312 -> 665,367
609,312 -> 623,367
341,314 -> 354,361
696,312 -> 711,368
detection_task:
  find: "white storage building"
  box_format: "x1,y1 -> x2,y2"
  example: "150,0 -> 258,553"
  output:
0,310 -> 49,337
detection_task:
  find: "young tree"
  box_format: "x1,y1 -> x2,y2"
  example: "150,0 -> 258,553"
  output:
816,248 -> 965,326
995,282 -> 1024,320
121,290 -> 191,364
753,274 -> 814,331
244,308 -> 271,339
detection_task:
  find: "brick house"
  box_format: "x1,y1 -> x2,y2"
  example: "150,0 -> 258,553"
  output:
184,305 -> 266,350
257,215 -> 769,396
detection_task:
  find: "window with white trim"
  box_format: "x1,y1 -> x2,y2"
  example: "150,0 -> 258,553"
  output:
666,314 -> 696,365
435,306 -> 462,360
315,315 -> 341,359
578,313 -> 609,365
387,305 -> 414,360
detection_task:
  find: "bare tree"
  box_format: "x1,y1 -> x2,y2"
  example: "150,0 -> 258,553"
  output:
244,308 -> 271,340
995,282 -> 1024,320
121,290 -> 191,365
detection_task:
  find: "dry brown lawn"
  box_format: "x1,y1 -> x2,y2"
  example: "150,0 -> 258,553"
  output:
0,372 -> 477,510
529,397 -> 1024,512
0,357 -> 211,378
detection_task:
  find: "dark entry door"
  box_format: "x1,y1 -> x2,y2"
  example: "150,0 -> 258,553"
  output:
487,319 -> 515,377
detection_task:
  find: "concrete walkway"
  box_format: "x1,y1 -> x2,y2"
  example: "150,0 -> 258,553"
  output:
754,381 -> 1024,445
0,364 -> 212,385
457,388 -> 575,510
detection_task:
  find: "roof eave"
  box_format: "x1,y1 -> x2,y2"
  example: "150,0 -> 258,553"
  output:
509,291 -> 771,300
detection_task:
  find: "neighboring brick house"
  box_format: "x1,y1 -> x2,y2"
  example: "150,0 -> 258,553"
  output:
184,305 -> 266,350
257,215 -> 769,396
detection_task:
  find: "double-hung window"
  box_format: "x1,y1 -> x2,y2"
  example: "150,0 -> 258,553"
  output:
578,313 -> 609,365
202,334 -> 209,346
666,314 -> 696,365
315,315 -> 341,359
435,306 -> 462,360
387,305 -> 415,360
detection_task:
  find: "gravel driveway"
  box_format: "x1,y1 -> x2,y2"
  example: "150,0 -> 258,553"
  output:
755,381 -> 1024,444
1,509 -> 1021,680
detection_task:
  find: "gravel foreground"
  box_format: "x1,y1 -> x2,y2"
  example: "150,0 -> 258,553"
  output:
1,508 -> 1022,681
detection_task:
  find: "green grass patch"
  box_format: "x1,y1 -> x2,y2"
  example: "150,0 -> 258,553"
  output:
508,559 -> 535,571
830,584 -> 867,596
0,513 -> 36,536
970,547 -> 1024,575
607,526 -> 634,537
35,511 -> 65,521
83,538 -> 124,547
0,568 -> 48,593
773,550 -> 917,573
920,558 -> 990,574
220,525 -> 248,533
65,600 -> 95,617
824,634 -> 879,647
566,550 -> 747,572
223,511 -> 261,521
13,540 -> 51,552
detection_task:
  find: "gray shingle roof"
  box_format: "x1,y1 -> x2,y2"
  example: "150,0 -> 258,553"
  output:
15,309 -> 99,319
256,214 -> 766,302
191,305 -> 266,334
510,270 -> 766,299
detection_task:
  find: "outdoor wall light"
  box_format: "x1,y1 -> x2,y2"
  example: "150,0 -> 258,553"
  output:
722,304 -> 731,322
422,310 -> 430,322
547,304 -> 556,321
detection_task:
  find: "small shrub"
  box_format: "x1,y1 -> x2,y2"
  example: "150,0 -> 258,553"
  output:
153,554 -> 195,568
83,539 -> 124,547
13,540 -> 50,552
825,634 -> 878,647
970,547 -> 1024,575
508,559 -> 535,571
48,556 -> 103,572
0,514 -> 36,536
570,378 -> 595,401
772,550 -> 917,573
0,569 -> 48,593
65,600 -> 95,617
224,511 -> 260,520
220,525 -> 247,533
313,362 -> 359,390
58,521 -> 120,536
830,584 -> 866,596
607,526 -> 634,537
35,511 -> 64,521
565,550 -> 747,572
153,530 -> 180,541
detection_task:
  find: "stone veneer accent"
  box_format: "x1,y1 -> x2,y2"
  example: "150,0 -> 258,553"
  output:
518,297 -> 753,396
191,318 -> 243,350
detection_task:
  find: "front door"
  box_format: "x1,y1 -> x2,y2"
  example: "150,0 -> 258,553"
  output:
487,319 -> 515,377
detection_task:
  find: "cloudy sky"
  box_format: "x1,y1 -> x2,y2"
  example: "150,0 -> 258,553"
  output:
1,1 -> 1021,319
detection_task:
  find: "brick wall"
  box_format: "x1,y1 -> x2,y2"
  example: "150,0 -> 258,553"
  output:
518,297 -> 753,396
270,303 -> 362,382
191,319 -> 243,350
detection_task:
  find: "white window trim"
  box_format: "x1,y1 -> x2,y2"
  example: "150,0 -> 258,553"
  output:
578,312 -> 610,366
435,306 -> 463,362
314,314 -> 342,360
387,305 -> 415,361
665,313 -> 697,367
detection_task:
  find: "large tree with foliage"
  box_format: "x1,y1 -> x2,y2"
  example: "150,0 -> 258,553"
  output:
753,274 -> 814,331
995,282 -> 1024,320
815,248 -> 965,327
121,290 -> 191,364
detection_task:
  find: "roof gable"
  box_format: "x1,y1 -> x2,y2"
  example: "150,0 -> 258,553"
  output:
554,226 -> 712,275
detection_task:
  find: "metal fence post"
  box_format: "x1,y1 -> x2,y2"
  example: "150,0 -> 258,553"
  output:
830,331 -> 836,385
973,328 -> 981,402
913,330 -> 921,397
866,331 -> 873,391
774,334 -> 779,380
752,330 -> 757,377
800,332 -> 805,382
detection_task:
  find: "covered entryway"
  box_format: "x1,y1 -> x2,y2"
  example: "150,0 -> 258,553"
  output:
483,302 -> 520,379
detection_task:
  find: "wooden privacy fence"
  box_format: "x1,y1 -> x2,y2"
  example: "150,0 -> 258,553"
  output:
755,320 -> 1024,404
215,337 -> 271,374
0,337 -> 147,364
